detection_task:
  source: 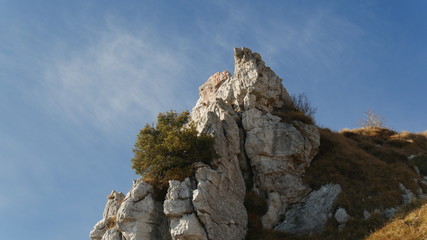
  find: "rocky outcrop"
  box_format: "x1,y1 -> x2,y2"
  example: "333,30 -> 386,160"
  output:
399,183 -> 417,204
242,108 -> 319,228
90,180 -> 171,240
189,47 -> 320,234
90,191 -> 125,240
334,207 -> 351,224
91,47 -> 323,239
275,184 -> 342,235
164,178 -> 207,240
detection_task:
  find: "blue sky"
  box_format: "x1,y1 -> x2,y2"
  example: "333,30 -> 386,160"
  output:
1,1 -> 426,239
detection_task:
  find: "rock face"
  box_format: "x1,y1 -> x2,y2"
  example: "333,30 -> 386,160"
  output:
189,47 -> 320,234
164,178 -> 207,240
90,180 -> 171,240
90,48 -> 323,240
275,184 -> 342,235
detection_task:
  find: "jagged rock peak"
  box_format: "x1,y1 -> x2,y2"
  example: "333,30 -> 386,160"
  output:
91,48 -> 321,240
190,47 -> 320,234
196,47 -> 291,114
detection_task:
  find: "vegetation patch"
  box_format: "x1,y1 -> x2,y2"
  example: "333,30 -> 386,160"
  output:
272,93 -> 316,125
366,199 -> 427,240
131,110 -> 218,190
106,216 -> 117,229
302,127 -> 427,239
245,127 -> 427,239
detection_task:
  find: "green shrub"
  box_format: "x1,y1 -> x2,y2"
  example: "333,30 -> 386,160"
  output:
131,110 -> 218,189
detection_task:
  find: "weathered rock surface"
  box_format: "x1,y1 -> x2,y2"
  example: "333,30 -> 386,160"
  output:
116,180 -> 171,240
164,178 -> 208,240
242,107 -> 319,228
188,47 -> 320,235
334,207 -> 351,224
90,180 -> 171,240
275,184 -> 342,235
169,214 -> 208,240
90,191 -> 125,240
399,182 -> 416,204
91,48 -> 322,239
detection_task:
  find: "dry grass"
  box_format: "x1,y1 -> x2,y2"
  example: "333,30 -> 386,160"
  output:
244,127 -> 427,239
367,199 -> 427,240
106,216 -> 117,229
302,128 -> 427,239
272,110 -> 315,125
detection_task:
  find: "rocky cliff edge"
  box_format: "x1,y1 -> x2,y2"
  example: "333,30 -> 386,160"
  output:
90,47 -> 345,240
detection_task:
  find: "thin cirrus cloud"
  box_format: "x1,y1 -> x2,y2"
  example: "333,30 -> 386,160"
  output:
39,6 -> 367,139
40,25 -> 196,137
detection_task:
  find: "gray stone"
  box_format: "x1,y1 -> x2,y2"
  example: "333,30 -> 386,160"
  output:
164,179 -> 194,218
164,178 -> 208,240
90,219 -> 108,240
261,192 -> 286,229
242,107 -> 319,228
169,214 -> 208,240
275,184 -> 342,235
116,180 -> 171,240
384,208 -> 397,219
399,183 -> 416,204
91,48 -> 323,239
334,207 -> 351,224
101,226 -> 124,240
103,191 -> 125,219
363,209 -> 371,219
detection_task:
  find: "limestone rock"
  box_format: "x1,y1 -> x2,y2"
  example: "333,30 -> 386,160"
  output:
188,47 -> 319,236
189,98 -> 248,240
101,226 -> 124,240
192,163 -> 247,240
242,108 -> 319,228
384,208 -> 397,219
91,47 -> 322,239
363,209 -> 371,219
334,207 -> 351,224
261,192 -> 286,229
399,183 -> 416,204
103,191 -> 125,219
116,180 -> 171,240
170,214 -> 208,240
90,191 -> 125,240
164,178 -> 208,240
90,180 -> 171,240
164,179 -> 195,218
90,219 -> 108,240
275,184 -> 342,235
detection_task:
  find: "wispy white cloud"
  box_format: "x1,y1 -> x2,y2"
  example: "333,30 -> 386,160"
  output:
38,5 -> 366,138
40,23 -> 197,137
194,3 -> 365,87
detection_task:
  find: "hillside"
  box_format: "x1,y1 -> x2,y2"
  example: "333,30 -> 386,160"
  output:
367,199 -> 427,240
89,48 -> 427,240
247,128 -> 427,239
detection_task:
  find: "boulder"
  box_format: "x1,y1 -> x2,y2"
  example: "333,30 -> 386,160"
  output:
275,184 -> 342,235
334,207 -> 351,224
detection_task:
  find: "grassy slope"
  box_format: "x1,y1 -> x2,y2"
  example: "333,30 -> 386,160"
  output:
367,199 -> 427,240
246,127 -> 427,240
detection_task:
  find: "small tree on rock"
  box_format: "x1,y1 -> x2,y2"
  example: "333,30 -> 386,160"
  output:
131,110 -> 218,189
